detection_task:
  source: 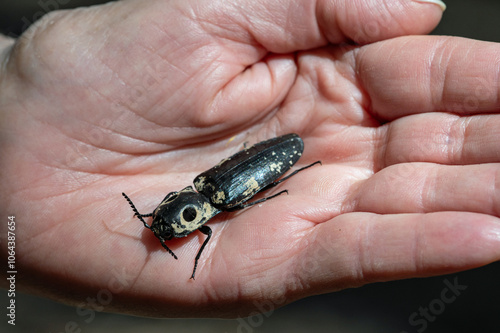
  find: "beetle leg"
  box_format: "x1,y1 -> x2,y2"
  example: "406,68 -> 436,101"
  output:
190,225 -> 212,280
263,160 -> 322,190
158,237 -> 178,260
229,190 -> 289,211
227,161 -> 321,211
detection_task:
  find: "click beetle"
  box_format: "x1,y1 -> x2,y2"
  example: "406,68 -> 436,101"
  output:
122,133 -> 320,279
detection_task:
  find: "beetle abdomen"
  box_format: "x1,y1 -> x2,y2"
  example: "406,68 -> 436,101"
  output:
194,133 -> 304,209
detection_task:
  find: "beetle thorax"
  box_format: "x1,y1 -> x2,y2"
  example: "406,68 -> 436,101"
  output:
151,186 -> 221,239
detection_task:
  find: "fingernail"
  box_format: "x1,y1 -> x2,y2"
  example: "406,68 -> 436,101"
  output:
413,0 -> 446,11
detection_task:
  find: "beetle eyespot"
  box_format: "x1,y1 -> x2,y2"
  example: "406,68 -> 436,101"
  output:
182,206 -> 197,222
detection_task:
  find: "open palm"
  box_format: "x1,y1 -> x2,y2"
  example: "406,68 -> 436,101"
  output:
2,0 -> 499,317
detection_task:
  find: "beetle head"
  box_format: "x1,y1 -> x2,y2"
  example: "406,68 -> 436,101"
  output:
150,186 -> 220,240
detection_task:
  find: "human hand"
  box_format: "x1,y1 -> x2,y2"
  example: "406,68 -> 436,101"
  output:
2,0 -> 498,318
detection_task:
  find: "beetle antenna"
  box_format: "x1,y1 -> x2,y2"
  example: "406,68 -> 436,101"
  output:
122,192 -> 152,229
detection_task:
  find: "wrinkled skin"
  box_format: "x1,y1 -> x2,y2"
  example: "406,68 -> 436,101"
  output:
1,0 -> 500,318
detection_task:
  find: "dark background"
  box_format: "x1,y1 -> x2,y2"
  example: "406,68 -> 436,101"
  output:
1,1 -> 500,332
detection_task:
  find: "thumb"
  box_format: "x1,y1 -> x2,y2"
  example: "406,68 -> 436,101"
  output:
224,0 -> 446,52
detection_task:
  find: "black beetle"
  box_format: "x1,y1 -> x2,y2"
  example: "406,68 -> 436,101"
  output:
122,133 -> 320,279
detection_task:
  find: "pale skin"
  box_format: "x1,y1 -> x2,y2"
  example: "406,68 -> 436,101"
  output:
1,0 -> 499,318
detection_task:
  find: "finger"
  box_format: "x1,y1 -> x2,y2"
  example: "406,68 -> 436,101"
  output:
296,212 -> 500,292
212,0 -> 444,52
149,0 -> 444,133
357,36 -> 500,119
174,0 -> 443,133
345,163 -> 500,216
0,34 -> 14,50
381,113 -> 500,166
